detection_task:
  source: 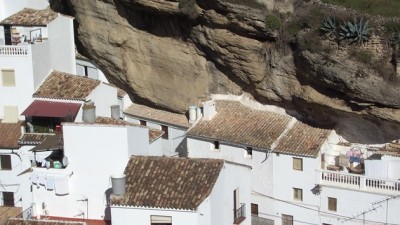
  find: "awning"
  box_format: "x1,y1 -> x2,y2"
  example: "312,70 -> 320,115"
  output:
21,100 -> 81,118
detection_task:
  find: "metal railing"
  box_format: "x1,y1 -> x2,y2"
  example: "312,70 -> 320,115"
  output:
0,45 -> 29,56
15,206 -> 33,219
234,203 -> 246,224
317,170 -> 400,193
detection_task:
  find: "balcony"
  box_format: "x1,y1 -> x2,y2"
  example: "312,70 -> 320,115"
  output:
317,170 -> 400,194
234,203 -> 246,224
0,45 -> 29,56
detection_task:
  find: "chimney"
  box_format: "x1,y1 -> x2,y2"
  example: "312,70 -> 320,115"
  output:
202,100 -> 216,120
188,105 -> 197,123
111,105 -> 120,120
82,102 -> 96,123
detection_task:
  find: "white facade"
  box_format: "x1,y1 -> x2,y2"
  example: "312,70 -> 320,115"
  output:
30,122 -> 154,220
111,162 -> 251,225
0,12 -> 75,121
86,82 -> 119,119
125,116 -> 187,156
76,58 -> 108,83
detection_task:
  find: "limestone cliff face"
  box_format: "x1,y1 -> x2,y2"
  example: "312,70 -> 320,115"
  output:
53,0 -> 400,142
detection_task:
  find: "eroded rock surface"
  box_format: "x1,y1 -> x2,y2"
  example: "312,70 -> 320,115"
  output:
52,0 -> 400,142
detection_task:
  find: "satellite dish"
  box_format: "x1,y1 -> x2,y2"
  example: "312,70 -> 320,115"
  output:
62,156 -> 69,167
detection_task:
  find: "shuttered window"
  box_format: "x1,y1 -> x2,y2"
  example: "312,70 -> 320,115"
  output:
293,157 -> 303,171
151,215 -> 172,225
282,214 -> 293,225
2,192 -> 14,206
1,69 -> 15,86
161,125 -> 168,139
293,188 -> 303,201
0,155 -> 12,170
251,203 -> 258,216
3,105 -> 18,123
328,197 -> 337,211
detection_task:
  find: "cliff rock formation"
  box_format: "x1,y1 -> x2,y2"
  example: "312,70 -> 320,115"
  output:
51,0 -> 400,143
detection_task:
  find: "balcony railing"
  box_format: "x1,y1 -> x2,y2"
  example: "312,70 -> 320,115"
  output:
317,170 -> 400,194
234,203 -> 246,224
0,46 -> 29,56
15,206 -> 33,219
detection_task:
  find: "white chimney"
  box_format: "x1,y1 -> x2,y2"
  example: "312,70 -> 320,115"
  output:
111,105 -> 120,120
203,100 -> 216,120
188,105 -> 197,123
82,102 -> 96,123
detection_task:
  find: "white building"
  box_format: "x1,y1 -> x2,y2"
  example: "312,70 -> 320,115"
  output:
186,96 -> 400,225
75,52 -> 108,83
29,117 -> 164,223
21,70 -> 119,132
110,156 -> 251,225
0,8 -> 75,122
124,103 -> 191,156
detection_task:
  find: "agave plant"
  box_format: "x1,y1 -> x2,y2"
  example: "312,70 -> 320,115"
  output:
321,17 -> 337,38
339,18 -> 371,45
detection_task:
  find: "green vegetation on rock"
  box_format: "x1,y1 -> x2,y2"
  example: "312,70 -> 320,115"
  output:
321,0 -> 400,17
264,14 -> 281,30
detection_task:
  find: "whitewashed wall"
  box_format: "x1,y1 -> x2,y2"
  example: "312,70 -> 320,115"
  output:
127,125 -> 148,156
87,83 -> 118,118
0,45 -> 34,120
47,15 -> 76,75
148,138 -> 163,156
111,206 -> 199,225
31,42 -> 51,89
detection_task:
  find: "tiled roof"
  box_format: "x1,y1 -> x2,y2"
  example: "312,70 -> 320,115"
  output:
375,143 -> 400,158
33,71 -> 100,101
4,218 -> 85,225
30,133 -> 63,152
188,100 -> 292,150
0,8 -> 58,26
273,121 -> 331,157
124,103 -> 190,128
18,133 -> 53,145
110,156 -> 224,210
0,121 -> 23,149
94,117 -> 164,143
0,207 -> 21,225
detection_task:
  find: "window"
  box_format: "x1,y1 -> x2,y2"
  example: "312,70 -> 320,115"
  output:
0,155 -> 12,170
139,120 -> 147,126
328,197 -> 337,211
293,188 -> 303,201
293,157 -> 303,171
1,69 -> 15,86
2,192 -> 14,206
251,203 -> 258,216
3,105 -> 18,123
245,147 -> 252,158
282,214 -> 293,225
161,125 -> 168,139
150,215 -> 172,225
213,141 -> 220,150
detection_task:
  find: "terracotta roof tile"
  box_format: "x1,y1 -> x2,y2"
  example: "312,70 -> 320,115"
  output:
0,121 -> 23,149
33,71 -> 100,100
110,156 -> 223,210
124,103 -> 190,128
4,218 -> 85,225
188,100 -> 292,150
0,207 -> 21,225
92,117 -> 163,143
375,143 -> 400,158
273,121 -> 331,157
0,8 -> 58,26
18,133 -> 54,145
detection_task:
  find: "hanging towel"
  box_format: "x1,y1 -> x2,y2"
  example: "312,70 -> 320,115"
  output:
46,176 -> 54,190
54,176 -> 69,195
38,174 -> 46,186
31,172 -> 39,185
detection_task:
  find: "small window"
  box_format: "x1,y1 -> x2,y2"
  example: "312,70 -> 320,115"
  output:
293,188 -> 303,201
251,203 -> 258,216
328,197 -> 337,211
161,125 -> 168,139
2,192 -> 14,206
213,141 -> 220,150
139,120 -> 147,126
293,157 -> 303,171
0,155 -> 12,170
282,214 -> 293,225
245,147 -> 252,158
150,215 -> 172,225
1,69 -> 15,86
